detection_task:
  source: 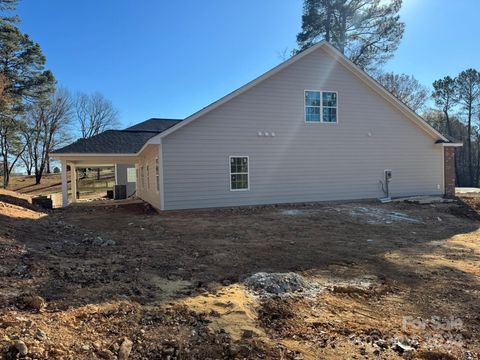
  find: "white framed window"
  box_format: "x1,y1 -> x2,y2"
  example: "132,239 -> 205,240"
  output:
127,167 -> 136,183
146,165 -> 150,190
229,156 -> 249,191
304,90 -> 338,123
229,156 -> 250,191
140,166 -> 145,189
155,158 -> 160,192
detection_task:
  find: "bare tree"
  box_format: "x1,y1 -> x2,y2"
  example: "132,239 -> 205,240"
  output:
24,88 -> 72,184
74,92 -> 119,139
19,130 -> 33,175
0,117 -> 27,187
376,72 -> 429,113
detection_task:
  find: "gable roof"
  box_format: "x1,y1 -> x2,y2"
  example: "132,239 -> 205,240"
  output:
52,118 -> 181,155
125,118 -> 181,132
153,41 -> 450,144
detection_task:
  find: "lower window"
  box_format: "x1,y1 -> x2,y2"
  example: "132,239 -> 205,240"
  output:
230,156 -> 249,191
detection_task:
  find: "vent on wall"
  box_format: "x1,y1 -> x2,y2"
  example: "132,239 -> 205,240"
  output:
257,131 -> 276,137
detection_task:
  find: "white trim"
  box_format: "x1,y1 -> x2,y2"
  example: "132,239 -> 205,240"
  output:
135,164 -> 139,196
155,157 -> 160,193
304,90 -> 338,124
61,159 -> 68,207
442,146 -> 445,195
229,155 -> 250,192
319,43 -> 448,142
438,142 -> 463,147
159,141 -> 165,210
70,163 -> 77,203
52,144 -> 157,163
52,153 -> 138,157
146,164 -> 150,190
152,41 -> 447,143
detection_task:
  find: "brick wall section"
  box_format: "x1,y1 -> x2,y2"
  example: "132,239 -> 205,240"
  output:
444,147 -> 456,197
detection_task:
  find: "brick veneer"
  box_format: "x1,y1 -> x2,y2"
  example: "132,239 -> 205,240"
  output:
444,147 -> 456,197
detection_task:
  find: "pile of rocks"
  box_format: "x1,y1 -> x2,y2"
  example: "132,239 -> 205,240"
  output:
244,272 -> 322,297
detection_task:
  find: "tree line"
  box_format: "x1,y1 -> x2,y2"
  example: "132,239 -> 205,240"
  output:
0,0 -> 118,188
427,70 -> 480,187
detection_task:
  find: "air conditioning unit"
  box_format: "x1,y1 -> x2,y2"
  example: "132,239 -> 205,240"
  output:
114,185 -> 127,200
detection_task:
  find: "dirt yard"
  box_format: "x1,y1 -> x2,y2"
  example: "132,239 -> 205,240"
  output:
1,189 -> 480,359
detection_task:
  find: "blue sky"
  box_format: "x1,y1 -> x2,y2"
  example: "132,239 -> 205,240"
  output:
16,0 -> 480,127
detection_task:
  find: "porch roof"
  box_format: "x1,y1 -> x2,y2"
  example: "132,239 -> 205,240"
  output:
51,118 -> 181,155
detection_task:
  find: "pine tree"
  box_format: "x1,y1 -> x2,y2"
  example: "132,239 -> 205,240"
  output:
0,1 -> 55,187
432,76 -> 457,137
296,0 -> 405,72
456,69 -> 480,186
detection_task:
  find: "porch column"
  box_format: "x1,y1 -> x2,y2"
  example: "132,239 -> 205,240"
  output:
61,159 -> 68,207
70,163 -> 77,203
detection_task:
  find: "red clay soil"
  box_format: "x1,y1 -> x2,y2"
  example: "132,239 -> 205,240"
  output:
0,189 -> 479,359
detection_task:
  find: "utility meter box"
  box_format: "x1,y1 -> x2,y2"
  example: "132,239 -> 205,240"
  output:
385,169 -> 392,180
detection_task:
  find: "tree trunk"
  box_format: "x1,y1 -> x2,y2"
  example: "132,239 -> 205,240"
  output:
468,107 -> 473,186
3,163 -> 9,188
338,8 -> 347,54
445,111 -> 451,137
46,156 -> 51,173
325,0 -> 332,43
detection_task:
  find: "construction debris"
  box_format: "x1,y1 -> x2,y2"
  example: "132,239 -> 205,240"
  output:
341,206 -> 424,224
393,195 -> 454,204
244,272 -> 322,296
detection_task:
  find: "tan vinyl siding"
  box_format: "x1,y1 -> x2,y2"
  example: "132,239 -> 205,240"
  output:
161,47 -> 443,210
136,144 -> 161,209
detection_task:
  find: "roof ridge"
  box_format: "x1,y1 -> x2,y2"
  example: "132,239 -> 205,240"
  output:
120,129 -> 162,134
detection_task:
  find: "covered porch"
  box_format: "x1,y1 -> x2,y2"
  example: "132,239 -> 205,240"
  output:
56,154 -> 140,207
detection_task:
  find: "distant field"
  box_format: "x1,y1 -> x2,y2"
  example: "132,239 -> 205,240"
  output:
3,169 -> 115,198
4,173 -> 65,196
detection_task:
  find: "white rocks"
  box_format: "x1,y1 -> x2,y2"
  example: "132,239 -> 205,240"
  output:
244,272 -> 323,297
14,340 -> 28,356
118,338 -> 133,360
93,236 -> 116,246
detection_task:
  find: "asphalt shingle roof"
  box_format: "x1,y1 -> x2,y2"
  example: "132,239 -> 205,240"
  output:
52,118 -> 182,154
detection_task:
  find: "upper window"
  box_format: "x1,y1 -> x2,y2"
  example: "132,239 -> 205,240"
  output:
230,156 -> 249,191
305,91 -> 337,123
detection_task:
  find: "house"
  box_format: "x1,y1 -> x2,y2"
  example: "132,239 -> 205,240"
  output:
52,41 -> 462,211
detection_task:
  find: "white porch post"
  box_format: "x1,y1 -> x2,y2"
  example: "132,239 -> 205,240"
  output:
159,142 -> 164,210
70,163 -> 77,203
61,159 -> 68,207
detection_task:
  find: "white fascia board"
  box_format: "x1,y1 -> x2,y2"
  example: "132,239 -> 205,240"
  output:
320,44 -> 448,142
52,153 -> 138,158
152,41 -> 448,144
152,41 -> 328,141
438,142 -> 463,147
